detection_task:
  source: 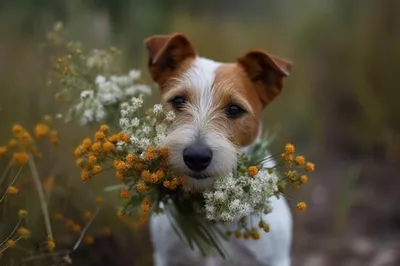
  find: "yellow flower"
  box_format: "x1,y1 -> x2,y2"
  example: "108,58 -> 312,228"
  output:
300,175 -> 308,184
75,158 -> 85,168
94,131 -> 105,141
305,162 -> 315,172
12,152 -> 29,165
296,201 -> 307,211
46,236 -> 56,251
83,211 -> 92,221
65,219 -> 75,229
267,168 -> 274,174
295,155 -> 306,166
7,186 -> 19,195
81,170 -> 90,181
18,227 -> 31,238
284,143 -> 295,154
120,189 -> 130,199
0,146 -> 7,157
282,153 -> 293,162
103,141 -> 114,152
139,213 -> 149,223
99,124 -> 109,134
18,209 -> 28,218
34,123 -> 49,139
156,169 -> 165,179
6,239 -> 16,248
115,170 -> 124,181
251,231 -> 260,240
248,166 -> 259,177
243,232 -> 250,240
82,138 -> 92,151
83,236 -> 95,245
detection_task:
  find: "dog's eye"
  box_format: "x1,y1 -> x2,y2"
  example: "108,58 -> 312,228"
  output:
169,96 -> 186,110
225,104 -> 246,119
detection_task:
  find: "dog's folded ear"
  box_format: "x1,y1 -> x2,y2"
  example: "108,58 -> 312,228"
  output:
144,33 -> 196,87
237,50 -> 292,105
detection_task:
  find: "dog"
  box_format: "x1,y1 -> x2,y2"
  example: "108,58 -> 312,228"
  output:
144,33 -> 293,266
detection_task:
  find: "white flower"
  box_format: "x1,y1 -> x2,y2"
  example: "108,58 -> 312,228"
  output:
80,90 -> 94,100
95,75 -> 106,85
129,70 -> 141,80
131,118 -> 140,127
165,111 -> 176,122
220,212 -> 233,222
213,191 -> 226,203
120,118 -> 130,128
134,84 -> 151,95
153,104 -> 163,115
142,126 -> 151,134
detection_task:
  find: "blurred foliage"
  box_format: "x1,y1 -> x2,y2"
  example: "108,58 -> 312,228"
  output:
0,0 -> 399,265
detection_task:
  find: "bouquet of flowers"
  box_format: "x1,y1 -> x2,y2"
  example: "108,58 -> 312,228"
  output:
46,22 -> 315,258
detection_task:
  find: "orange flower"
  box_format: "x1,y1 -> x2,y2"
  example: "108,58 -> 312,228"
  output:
99,124 -> 109,134
83,236 -> 95,245
43,176 -> 55,190
0,146 -> 7,157
117,210 -> 125,219
115,170 -> 124,181
136,181 -> 148,193
72,224 -> 82,233
300,175 -> 308,184
109,134 -> 119,143
305,162 -> 315,172
102,227 -> 112,236
34,123 -> 49,139
284,143 -> 295,154
18,227 -> 31,238
120,189 -> 130,199
95,131 -> 105,141
53,213 -> 63,220
156,169 -> 165,179
91,142 -> 102,153
88,154 -> 97,165
83,211 -> 92,221
18,209 -> 27,218
103,141 -> 114,152
295,155 -> 306,166
95,196 -> 104,204
135,162 -> 143,171
82,138 -> 92,150
8,139 -> 17,148
46,236 -> 56,251
296,201 -> 307,211
126,154 -> 137,164
159,146 -> 169,158
267,168 -> 274,174
117,132 -> 130,143
92,164 -> 102,175
81,170 -> 90,181
7,186 -> 19,195
145,146 -> 156,161
248,166 -> 259,177
6,239 -> 16,248
12,124 -> 24,135
12,152 -> 29,165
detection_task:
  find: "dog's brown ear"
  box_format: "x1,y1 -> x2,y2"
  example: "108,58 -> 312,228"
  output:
237,49 -> 292,105
144,33 -> 196,87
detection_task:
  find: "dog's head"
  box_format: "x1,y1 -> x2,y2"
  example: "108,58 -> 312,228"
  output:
144,33 -> 292,189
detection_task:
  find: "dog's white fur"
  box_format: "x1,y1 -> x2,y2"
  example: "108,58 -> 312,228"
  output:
149,56 -> 293,266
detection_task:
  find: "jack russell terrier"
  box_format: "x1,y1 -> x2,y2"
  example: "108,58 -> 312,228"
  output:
144,33 -> 293,266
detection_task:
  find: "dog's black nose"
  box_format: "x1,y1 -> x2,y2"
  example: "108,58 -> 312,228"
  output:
183,145 -> 213,172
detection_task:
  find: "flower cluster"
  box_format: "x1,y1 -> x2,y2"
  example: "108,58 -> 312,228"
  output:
69,71 -> 151,125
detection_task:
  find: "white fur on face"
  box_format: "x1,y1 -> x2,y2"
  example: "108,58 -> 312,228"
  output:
162,58 -> 238,189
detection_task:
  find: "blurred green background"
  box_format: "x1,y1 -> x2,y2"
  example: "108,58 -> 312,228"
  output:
1,0 -> 400,265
